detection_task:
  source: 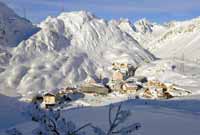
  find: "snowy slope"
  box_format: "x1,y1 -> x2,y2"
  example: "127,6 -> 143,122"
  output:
146,18 -> 200,62
1,103 -> 200,135
0,2 -> 39,48
135,59 -> 200,96
131,18 -> 200,62
0,11 -> 154,96
0,2 -> 39,68
115,18 -> 168,49
116,17 -> 200,62
63,105 -> 200,135
0,94 -> 28,130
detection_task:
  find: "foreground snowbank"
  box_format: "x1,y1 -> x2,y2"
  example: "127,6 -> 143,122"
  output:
1,100 -> 200,135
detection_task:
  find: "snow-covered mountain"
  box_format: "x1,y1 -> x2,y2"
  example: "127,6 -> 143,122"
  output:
0,2 -> 38,48
147,18 -> 200,62
1,2 -> 200,134
117,17 -> 200,62
115,18 -> 168,49
0,1 -> 199,98
0,2 -> 39,68
0,10 -> 154,96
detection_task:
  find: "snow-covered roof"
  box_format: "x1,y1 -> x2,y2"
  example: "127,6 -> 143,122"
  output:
124,82 -> 138,88
43,92 -> 56,97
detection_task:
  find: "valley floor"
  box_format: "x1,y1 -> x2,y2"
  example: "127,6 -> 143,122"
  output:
63,104 -> 200,135
1,99 -> 200,135
1,59 -> 200,134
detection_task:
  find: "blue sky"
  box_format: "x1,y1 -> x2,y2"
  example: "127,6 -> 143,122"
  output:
0,0 -> 200,24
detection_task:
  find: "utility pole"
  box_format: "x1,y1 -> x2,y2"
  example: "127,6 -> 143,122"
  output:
100,66 -> 104,84
22,7 -> 27,19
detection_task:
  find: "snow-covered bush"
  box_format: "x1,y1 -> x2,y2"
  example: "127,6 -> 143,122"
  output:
27,103 -> 141,135
30,104 -> 90,135
91,104 -> 141,135
32,108 -> 91,135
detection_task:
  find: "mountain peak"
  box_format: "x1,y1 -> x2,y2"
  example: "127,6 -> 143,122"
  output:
39,10 -> 99,35
134,18 -> 154,33
117,18 -> 137,32
58,10 -> 96,22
